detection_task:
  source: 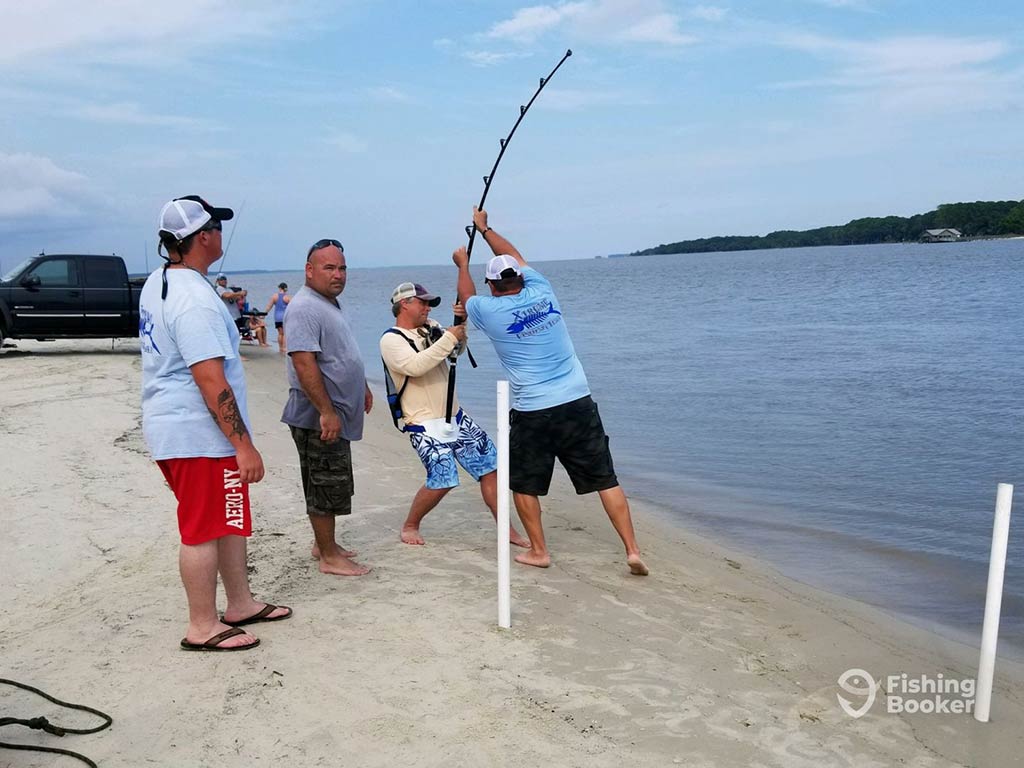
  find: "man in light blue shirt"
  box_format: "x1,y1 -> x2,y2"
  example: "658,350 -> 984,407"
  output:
141,195 -> 291,652
455,207 -> 648,577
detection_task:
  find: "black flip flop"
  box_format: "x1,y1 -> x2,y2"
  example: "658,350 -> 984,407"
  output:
180,626 -> 260,652
221,603 -> 293,627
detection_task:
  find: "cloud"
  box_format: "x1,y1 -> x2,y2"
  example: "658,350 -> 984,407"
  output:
689,6 -> 728,22
770,33 -> 1020,115
486,0 -> 697,47
0,0 -> 294,68
463,50 -> 534,67
367,86 -> 412,103
323,132 -> 368,153
70,102 -> 221,130
488,3 -> 586,43
619,13 -> 697,45
0,152 -> 99,232
806,0 -> 875,9
535,86 -> 654,110
851,36 -> 1007,76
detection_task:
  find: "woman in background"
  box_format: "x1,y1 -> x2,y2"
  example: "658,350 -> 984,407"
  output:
265,282 -> 291,354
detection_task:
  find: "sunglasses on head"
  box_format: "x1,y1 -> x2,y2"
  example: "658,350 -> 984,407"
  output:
307,238 -> 344,259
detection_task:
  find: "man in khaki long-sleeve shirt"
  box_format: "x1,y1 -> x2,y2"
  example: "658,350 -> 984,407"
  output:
381,281 -> 529,548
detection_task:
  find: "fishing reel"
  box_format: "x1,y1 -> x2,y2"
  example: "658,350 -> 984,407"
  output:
418,324 -> 446,348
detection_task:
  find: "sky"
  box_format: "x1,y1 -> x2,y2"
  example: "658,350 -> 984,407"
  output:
1,0 -> 1022,274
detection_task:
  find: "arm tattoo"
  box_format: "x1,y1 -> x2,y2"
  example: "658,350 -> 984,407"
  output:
215,388 -> 249,440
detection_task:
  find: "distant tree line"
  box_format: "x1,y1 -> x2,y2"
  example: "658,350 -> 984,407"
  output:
633,199 -> 1024,256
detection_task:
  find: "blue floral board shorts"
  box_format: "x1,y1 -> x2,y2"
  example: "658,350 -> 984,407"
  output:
408,412 -> 498,489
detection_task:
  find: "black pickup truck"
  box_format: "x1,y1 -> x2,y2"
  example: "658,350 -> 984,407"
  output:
0,253 -> 144,346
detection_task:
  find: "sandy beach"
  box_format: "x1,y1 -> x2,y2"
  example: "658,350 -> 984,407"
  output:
2,339 -> 1023,768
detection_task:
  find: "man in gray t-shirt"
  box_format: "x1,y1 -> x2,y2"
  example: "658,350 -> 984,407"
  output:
281,238 -> 373,577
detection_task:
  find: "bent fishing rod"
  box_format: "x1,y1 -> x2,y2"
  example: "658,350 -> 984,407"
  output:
445,48 -> 573,425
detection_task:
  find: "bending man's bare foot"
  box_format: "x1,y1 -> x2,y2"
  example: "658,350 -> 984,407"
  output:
319,553 -> 371,576
400,525 -> 425,545
514,550 -> 551,568
311,541 -> 357,559
510,529 -> 531,548
627,554 -> 650,576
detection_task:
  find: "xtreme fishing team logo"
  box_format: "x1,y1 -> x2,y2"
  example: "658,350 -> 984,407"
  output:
139,307 -> 160,354
505,300 -> 562,338
837,668 -> 976,718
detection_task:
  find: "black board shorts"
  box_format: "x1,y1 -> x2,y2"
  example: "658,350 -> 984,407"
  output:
509,395 -> 618,496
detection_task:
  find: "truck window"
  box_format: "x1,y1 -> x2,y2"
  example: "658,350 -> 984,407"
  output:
84,259 -> 124,287
27,258 -> 80,287
2,257 -> 35,282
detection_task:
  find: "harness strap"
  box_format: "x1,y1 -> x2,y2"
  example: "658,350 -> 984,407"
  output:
381,328 -> 420,432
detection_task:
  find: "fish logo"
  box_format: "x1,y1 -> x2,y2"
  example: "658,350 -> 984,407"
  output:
506,301 -> 561,334
837,668 -> 877,719
139,308 -> 160,354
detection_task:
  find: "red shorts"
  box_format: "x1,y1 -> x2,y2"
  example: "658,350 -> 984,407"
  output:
157,457 -> 252,545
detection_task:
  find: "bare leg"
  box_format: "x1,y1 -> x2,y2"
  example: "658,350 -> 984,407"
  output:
311,540 -> 357,559
479,471 -> 530,548
597,486 -> 649,576
218,535 -> 291,622
512,492 -> 550,568
401,486 -> 450,544
309,515 -> 370,576
179,539 -> 257,648
277,330 -> 286,355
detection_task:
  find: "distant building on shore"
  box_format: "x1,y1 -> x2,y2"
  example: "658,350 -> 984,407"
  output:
921,228 -> 962,243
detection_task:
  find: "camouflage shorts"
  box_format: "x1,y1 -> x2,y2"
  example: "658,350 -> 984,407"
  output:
289,426 -> 354,517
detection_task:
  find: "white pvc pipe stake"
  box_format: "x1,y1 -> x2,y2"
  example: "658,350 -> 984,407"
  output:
496,380 -> 512,629
975,483 -> 1013,723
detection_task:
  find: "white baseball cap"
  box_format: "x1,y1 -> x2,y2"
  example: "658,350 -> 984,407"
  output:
485,254 -> 522,281
158,195 -> 234,241
391,282 -> 441,307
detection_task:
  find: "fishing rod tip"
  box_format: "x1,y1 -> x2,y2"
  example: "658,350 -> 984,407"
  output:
566,49 -> 573,56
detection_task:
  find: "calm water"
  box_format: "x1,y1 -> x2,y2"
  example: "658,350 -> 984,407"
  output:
234,239 -> 1024,654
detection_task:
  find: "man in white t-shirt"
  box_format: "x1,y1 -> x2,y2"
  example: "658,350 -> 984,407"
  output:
140,195 -> 292,652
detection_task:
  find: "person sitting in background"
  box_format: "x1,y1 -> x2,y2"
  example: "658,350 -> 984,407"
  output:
265,282 -> 291,354
247,312 -> 269,347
